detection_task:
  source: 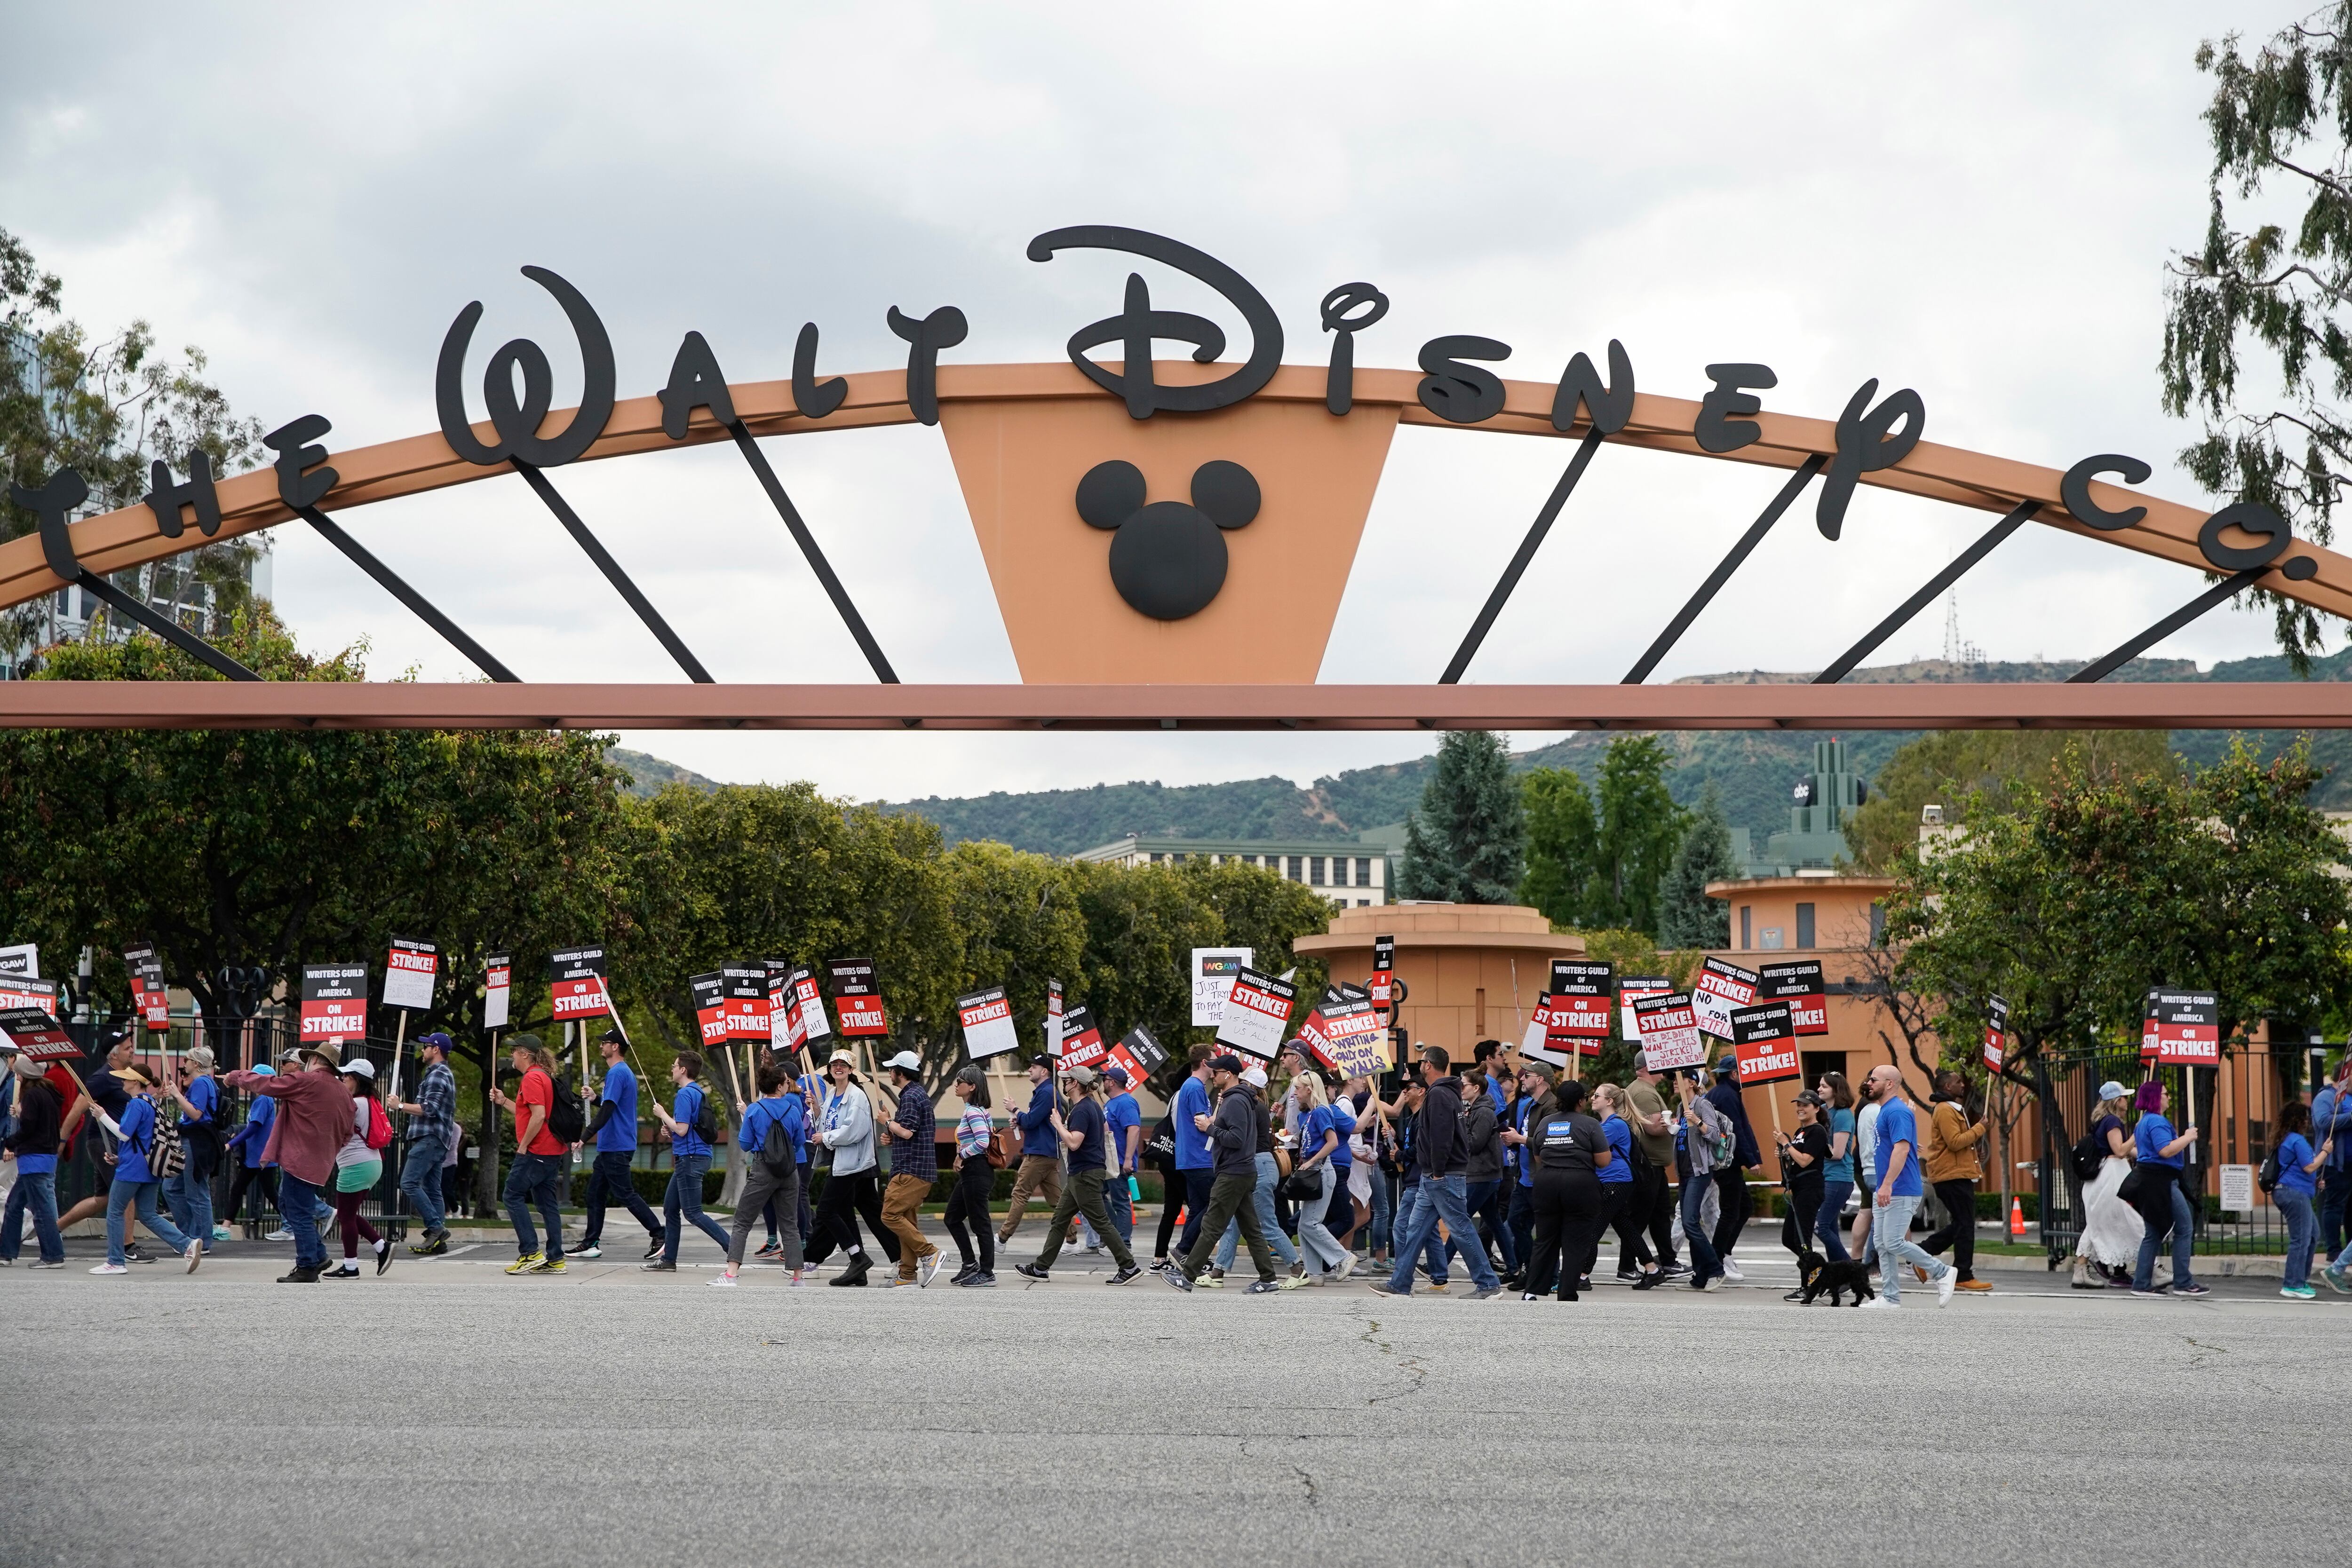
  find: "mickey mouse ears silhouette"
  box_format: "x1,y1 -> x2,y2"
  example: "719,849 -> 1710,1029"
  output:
1076,459 -> 1263,619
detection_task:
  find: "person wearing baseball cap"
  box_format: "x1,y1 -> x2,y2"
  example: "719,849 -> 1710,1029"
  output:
570,1027 -> 663,1263
225,1042 -> 356,1282
1015,1064 -> 1140,1284
1165,1055 -> 1288,1293
1208,1061 -> 1300,1283
997,1054 -> 1065,1253
1101,1064 -> 1142,1255
394,1031 -> 464,1255
876,1050 -> 944,1287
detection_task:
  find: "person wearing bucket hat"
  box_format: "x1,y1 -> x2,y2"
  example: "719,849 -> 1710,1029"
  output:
225,1043 -> 356,1282
395,1031 -> 463,1254
54,1034 -> 162,1259
1014,1063 -> 1140,1284
877,1051 -> 944,1287
805,1049 -> 899,1284
86,1064 -> 204,1276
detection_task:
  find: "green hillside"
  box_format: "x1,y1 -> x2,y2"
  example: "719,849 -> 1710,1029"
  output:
619,649 -> 2352,851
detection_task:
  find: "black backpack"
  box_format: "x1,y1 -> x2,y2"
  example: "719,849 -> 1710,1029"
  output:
545,1075 -> 587,1144
757,1104 -> 796,1180
691,1085 -> 721,1148
2069,1129 -> 2106,1186
2257,1146 -> 2283,1195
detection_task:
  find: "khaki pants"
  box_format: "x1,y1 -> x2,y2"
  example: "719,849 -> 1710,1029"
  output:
999,1156 -> 1064,1241
1031,1169 -> 1134,1272
881,1173 -> 937,1279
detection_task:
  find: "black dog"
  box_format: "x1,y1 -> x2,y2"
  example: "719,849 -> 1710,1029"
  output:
1796,1249 -> 1875,1307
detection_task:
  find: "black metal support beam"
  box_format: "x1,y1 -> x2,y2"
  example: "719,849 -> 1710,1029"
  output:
1440,426 -> 1606,685
725,425 -> 898,684
2068,568 -> 2267,683
297,505 -> 519,683
1622,454 -> 1826,685
73,569 -> 261,681
1813,499 -> 2039,684
513,462 -> 714,684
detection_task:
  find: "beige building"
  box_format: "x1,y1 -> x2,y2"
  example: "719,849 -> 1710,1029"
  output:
1294,902 -> 1584,1059
1073,833 -> 1393,908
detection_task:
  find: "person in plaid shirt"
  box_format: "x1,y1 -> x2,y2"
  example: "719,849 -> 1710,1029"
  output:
395,1033 -> 460,1254
879,1051 -> 943,1287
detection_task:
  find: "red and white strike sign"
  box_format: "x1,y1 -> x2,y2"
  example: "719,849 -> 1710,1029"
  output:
549,945 -> 611,1021
1106,1025 -> 1168,1087
1216,967 -> 1295,1060
0,1006 -> 79,1061
1983,994 -> 2009,1073
1757,959 -> 1827,1037
957,985 -> 1021,1060
1632,992 -> 1706,1072
301,963 -> 369,1044
125,942 -> 169,1032
1729,1000 -> 1801,1086
721,964 -> 768,1043
766,960 -> 803,1053
483,954 -> 512,1031
1057,1003 -> 1110,1070
2152,990 -> 2219,1065
826,957 -> 889,1037
789,967 -> 831,1044
1368,935 -> 1395,1007
689,971 -> 729,1046
0,973 -> 58,1018
1618,974 -> 1673,1040
1692,957 -> 1757,1041
381,936 -> 439,1012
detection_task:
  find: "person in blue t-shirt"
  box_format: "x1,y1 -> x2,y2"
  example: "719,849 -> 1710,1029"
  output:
646,1053 -> 732,1267
1161,1046 -> 1217,1268
999,1057 -> 1065,1250
1017,1065 -> 1139,1281
2128,1079 -> 2207,1297
1860,1066 -> 1955,1309
92,1065 -> 202,1275
2273,1101 -> 2332,1297
164,1046 -> 222,1249
574,1029 -> 663,1260
1101,1066 -> 1143,1249
1593,1084 -> 1661,1289
1288,1069 -> 1354,1282
222,1066 -> 278,1236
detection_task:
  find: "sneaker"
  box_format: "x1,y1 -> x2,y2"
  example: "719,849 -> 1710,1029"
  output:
1108,1265 -> 1142,1285
1700,1275 -> 1724,1292
1013,1263 -> 1051,1282
1333,1255 -> 1356,1283
571,1244 -> 603,1260
184,1241 -> 204,1274
961,1270 -> 998,1288
1956,1278 -> 1993,1292
2169,1282 -> 2211,1298
881,1275 -> 920,1288
1245,1278 -> 1282,1294
28,1259 -> 64,1269
1366,1280 -> 1405,1298
785,1270 -> 810,1286
531,1257 -> 567,1274
1633,1272 -> 1662,1291
1148,1257 -> 1172,1274
211,1223 -> 231,1241
325,1262 -> 361,1278
1718,1258 -> 1742,1281
2322,1263 -> 2349,1294
373,1238 -> 393,1276
1615,1268 -> 1639,1282
710,1273 -> 739,1288
89,1262 -> 128,1275
2128,1286 -> 2165,1298
951,1261 -> 977,1285
1163,1268 -> 1194,1292
1857,1296 -> 1899,1310
755,1240 -> 782,1258
918,1252 -> 945,1288
1783,1288 -> 1808,1302
1426,1281 -> 1449,1294
2281,1283 -> 2317,1299
264,1229 -> 294,1242
1935,1268 -> 1957,1308
277,1264 -> 321,1283
1658,1260 -> 1690,1277
409,1235 -> 449,1257
126,1245 -> 156,1265
641,1259 -> 677,1273
1468,1286 -> 1502,1300
645,1235 -> 667,1260
505,1252 -> 544,1275
1521,1291 -> 1540,1301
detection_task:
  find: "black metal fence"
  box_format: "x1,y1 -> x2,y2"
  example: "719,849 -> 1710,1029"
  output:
2036,1040 -> 2314,1264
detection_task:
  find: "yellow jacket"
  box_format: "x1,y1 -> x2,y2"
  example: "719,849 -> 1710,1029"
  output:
1923,1099 -> 1986,1184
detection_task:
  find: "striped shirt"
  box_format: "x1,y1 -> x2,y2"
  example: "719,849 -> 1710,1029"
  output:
955,1106 -> 992,1160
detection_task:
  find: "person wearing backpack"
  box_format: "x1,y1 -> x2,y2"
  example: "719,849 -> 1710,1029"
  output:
488,1035 -> 570,1275
325,1060 -> 394,1278
1672,1069 -> 1728,1291
163,1045 -> 223,1251
87,1064 -> 203,1275
714,1061 -> 808,1287
644,1051 -> 731,1271
2069,1083 -> 2140,1289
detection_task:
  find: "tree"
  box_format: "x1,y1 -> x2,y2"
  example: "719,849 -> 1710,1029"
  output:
1397,730 -> 1526,903
2160,8 -> 2352,670
1,226 -> 267,666
1584,736 -> 1685,935
1842,729 -> 2177,871
1656,784 -> 1736,950
1519,765 -> 1597,927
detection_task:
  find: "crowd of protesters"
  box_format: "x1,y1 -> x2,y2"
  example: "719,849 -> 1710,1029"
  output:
3,1023 -> 2346,1306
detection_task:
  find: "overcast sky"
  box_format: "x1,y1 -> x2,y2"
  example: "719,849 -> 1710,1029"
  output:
1,2 -> 2307,801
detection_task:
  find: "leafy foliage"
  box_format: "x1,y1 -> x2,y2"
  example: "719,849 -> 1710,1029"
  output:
1398,731 -> 1525,903
1842,730 -> 2179,871
2160,8 -> 2352,668
1518,765 -> 1597,927
1656,785 -> 1736,949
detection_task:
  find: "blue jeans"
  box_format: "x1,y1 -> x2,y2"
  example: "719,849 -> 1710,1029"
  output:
2319,1165 -> 2351,1262
1105,1170 -> 1134,1244
2278,1188 -> 2316,1287
1453,1178 -> 1514,1273
398,1139 -> 450,1233
2132,1172 -> 2196,1291
1874,1193 -> 1950,1303
1386,1173 -> 1499,1293
2,1170 -> 64,1262
504,1150 -> 566,1259
1508,1180 -> 1535,1274
1816,1179 -> 1853,1261
662,1152 -> 730,1261
1393,1180 -> 1446,1279
1369,1168 -> 1395,1257
278,1172 -> 327,1269
1678,1178 -> 1722,1283
1216,1152 -> 1301,1271
107,1178 -> 193,1267
165,1163 -> 214,1245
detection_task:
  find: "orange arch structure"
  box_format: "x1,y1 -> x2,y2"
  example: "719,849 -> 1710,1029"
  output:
3,359 -> 2346,731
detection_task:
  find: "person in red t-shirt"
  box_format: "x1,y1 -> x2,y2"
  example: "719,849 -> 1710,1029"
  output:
486,1036 -> 568,1274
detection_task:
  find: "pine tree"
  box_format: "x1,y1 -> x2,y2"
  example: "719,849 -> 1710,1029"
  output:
1519,765 -> 1598,927
1658,784 -> 1737,949
1397,730 -> 1526,903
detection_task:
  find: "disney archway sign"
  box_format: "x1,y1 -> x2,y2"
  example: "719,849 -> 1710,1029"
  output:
4,225 -> 2348,733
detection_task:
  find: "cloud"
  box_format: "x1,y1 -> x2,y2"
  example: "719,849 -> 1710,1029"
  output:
0,1 -> 2292,799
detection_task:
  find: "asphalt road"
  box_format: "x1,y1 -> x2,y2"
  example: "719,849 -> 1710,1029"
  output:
2,1233 -> 2341,1568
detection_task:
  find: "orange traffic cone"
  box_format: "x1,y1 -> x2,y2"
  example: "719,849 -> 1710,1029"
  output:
2008,1197 -> 2026,1237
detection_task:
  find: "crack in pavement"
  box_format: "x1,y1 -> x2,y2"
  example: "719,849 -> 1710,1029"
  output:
1292,1460 -> 1320,1508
